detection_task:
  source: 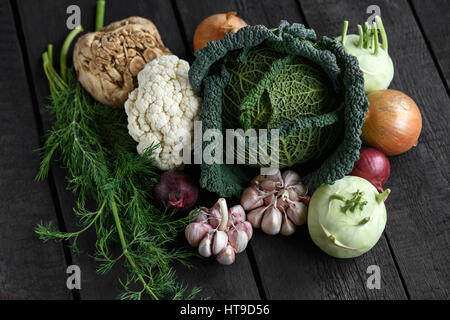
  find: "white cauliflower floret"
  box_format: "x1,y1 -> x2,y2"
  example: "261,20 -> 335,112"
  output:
125,55 -> 201,170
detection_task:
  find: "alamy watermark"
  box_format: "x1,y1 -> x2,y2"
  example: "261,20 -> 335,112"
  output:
366,265 -> 381,290
66,265 -> 81,290
181,121 -> 280,175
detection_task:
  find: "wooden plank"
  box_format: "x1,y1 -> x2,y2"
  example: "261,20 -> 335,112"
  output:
300,0 -> 450,299
0,0 -> 71,299
16,0 -> 260,299
175,0 -> 407,299
411,0 -> 450,89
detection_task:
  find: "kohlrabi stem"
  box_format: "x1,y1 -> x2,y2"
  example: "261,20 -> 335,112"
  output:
375,16 -> 388,53
341,20 -> 349,46
95,0 -> 106,31
217,198 -> 229,231
330,194 -> 345,202
363,23 -> 370,49
357,24 -> 364,48
376,189 -> 391,203
368,27 -> 375,50
60,25 -> 83,82
373,22 -> 379,55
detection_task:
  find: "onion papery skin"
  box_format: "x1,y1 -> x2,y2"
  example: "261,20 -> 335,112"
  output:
362,90 -> 422,156
350,147 -> 390,192
193,12 -> 247,51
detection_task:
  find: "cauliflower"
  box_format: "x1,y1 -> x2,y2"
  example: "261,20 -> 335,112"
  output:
125,55 -> 201,170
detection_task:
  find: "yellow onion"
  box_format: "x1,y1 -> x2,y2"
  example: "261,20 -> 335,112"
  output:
362,90 -> 422,156
193,12 -> 247,51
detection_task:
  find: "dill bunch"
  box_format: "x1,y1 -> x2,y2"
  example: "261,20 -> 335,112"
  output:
35,25 -> 199,300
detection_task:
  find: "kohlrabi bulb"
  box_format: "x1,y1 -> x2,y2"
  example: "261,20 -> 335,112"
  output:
307,176 -> 390,258
337,17 -> 394,94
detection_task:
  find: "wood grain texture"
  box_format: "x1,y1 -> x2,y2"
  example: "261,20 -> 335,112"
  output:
411,0 -> 450,89
16,0 -> 259,299
0,0 -> 71,299
175,0 -> 407,300
300,0 -> 450,299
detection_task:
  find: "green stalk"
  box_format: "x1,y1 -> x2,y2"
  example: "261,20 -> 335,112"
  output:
375,16 -> 388,53
42,46 -> 67,97
363,22 -> 370,49
47,44 -> 53,65
357,24 -> 364,48
60,25 -> 84,82
341,20 -> 349,46
368,27 -> 374,50
110,200 -> 159,300
372,22 -> 379,55
376,189 -> 391,203
95,0 -> 106,31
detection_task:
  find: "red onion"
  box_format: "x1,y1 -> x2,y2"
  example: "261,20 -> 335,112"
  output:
154,171 -> 198,211
350,147 -> 390,192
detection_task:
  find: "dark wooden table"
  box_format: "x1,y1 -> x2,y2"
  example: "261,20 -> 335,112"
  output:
1,0 -> 449,300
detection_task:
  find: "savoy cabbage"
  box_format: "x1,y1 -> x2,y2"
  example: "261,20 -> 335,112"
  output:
189,21 -> 368,197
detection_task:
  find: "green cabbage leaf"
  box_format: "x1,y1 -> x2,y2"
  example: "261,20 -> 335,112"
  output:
189,21 -> 368,197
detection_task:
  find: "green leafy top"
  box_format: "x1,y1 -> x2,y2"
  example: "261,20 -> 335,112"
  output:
189,21 -> 369,197
331,190 -> 368,213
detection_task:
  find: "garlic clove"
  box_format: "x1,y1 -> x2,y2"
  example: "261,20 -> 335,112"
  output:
193,207 -> 209,223
260,179 -> 277,192
280,213 -> 296,236
216,245 -> 236,265
185,222 -> 212,247
282,170 -> 301,187
228,229 -> 249,253
247,207 -> 266,228
263,193 -> 275,206
239,221 -> 253,240
288,189 -> 299,202
290,183 -> 308,198
241,186 -> 264,211
198,234 -> 212,257
212,230 -> 228,255
286,201 -> 307,226
228,205 -> 246,227
276,191 -> 290,211
261,207 -> 282,235
208,204 -> 222,228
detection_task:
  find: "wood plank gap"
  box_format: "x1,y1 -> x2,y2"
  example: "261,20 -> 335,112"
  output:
382,232 -> 411,299
351,259 -> 369,300
408,0 -> 450,98
170,0 -> 195,62
245,244 -> 267,300
9,0 -> 80,300
295,0 -> 309,28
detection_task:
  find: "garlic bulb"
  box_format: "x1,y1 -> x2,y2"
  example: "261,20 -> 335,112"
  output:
241,169 -> 309,236
184,198 -> 253,265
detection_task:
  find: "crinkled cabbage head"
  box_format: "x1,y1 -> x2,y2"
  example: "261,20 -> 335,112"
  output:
189,21 -> 369,197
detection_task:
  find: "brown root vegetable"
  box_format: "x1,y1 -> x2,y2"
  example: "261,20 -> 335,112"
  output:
193,12 -> 247,51
73,16 -> 171,107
